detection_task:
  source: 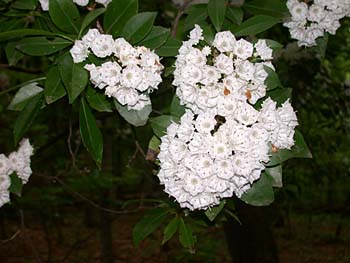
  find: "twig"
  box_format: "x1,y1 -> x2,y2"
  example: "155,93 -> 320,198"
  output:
37,173 -> 141,215
67,118 -> 77,170
0,229 -> 21,243
19,210 -> 43,263
171,0 -> 193,37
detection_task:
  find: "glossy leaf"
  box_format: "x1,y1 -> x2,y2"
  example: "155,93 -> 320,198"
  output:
0,29 -> 60,42
162,217 -> 180,245
205,200 -> 226,221
104,0 -> 138,36
267,130 -> 312,166
240,172 -> 275,206
226,7 -> 243,25
208,0 -> 227,32
170,95 -> 186,118
14,92 -> 44,145
58,53 -> 88,103
122,12 -> 157,44
155,36 -> 181,57
11,0 -> 37,10
45,66 -> 67,104
184,4 -> 208,31
5,42 -> 23,66
114,100 -> 151,127
138,26 -> 170,50
8,83 -> 43,111
8,173 -> 23,197
16,37 -> 72,56
133,207 -> 168,246
86,86 -> 112,112
232,15 -> 280,37
49,0 -> 81,34
79,98 -> 103,168
179,218 -> 195,250
265,165 -> 283,188
80,8 -> 106,36
267,88 -> 292,106
264,65 -> 282,91
150,115 -> 179,138
244,0 -> 288,18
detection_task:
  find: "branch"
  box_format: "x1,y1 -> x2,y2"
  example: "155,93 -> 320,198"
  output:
171,0 -> 193,37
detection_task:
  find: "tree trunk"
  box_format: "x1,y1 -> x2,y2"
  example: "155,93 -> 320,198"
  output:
224,199 -> 279,263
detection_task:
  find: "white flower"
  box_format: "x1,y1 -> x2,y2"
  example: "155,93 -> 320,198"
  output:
82,29 -> 100,48
254,40 -> 273,60
213,31 -> 236,52
289,1 -> 309,21
95,0 -> 112,7
121,65 -> 143,88
189,24 -> 204,45
308,4 -> 326,22
194,112 -> 216,134
90,34 -> 115,58
73,0 -> 89,6
215,54 -> 234,75
39,0 -> 49,11
181,65 -> 203,85
0,154 -> 10,178
70,40 -> 88,63
235,59 -> 255,81
234,39 -> 254,60
0,191 -> 10,208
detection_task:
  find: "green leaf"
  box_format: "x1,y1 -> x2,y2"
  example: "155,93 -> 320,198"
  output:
205,200 -> 226,221
265,165 -> 283,188
49,0 -> 81,34
86,86 -> 112,112
170,95 -> 185,118
79,8 -> 106,37
244,0 -> 288,18
8,173 -> 23,197
14,92 -> 44,145
5,42 -> 23,66
267,88 -> 292,106
133,207 -> 169,247
8,83 -> 43,111
45,66 -> 67,104
240,172 -> 275,206
199,22 -> 215,45
11,0 -> 37,10
208,0 -> 227,32
267,130 -> 312,166
265,39 -> 284,50
148,135 -> 160,152
58,53 -> 88,103
0,29 -> 67,42
162,217 -> 180,245
79,98 -> 103,168
104,0 -> 138,36
15,37 -> 72,56
226,7 -> 243,25
138,26 -> 170,50
232,15 -> 280,37
114,100 -> 151,127
184,4 -> 208,31
179,218 -> 195,250
264,66 -> 282,91
155,36 -> 182,57
122,12 -> 157,44
150,115 -> 179,138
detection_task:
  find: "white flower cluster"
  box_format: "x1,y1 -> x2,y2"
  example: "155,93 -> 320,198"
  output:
39,0 -> 111,11
158,101 -> 298,210
0,139 -> 34,208
173,25 -> 274,115
284,0 -> 350,46
70,29 -> 164,110
158,25 -> 299,210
